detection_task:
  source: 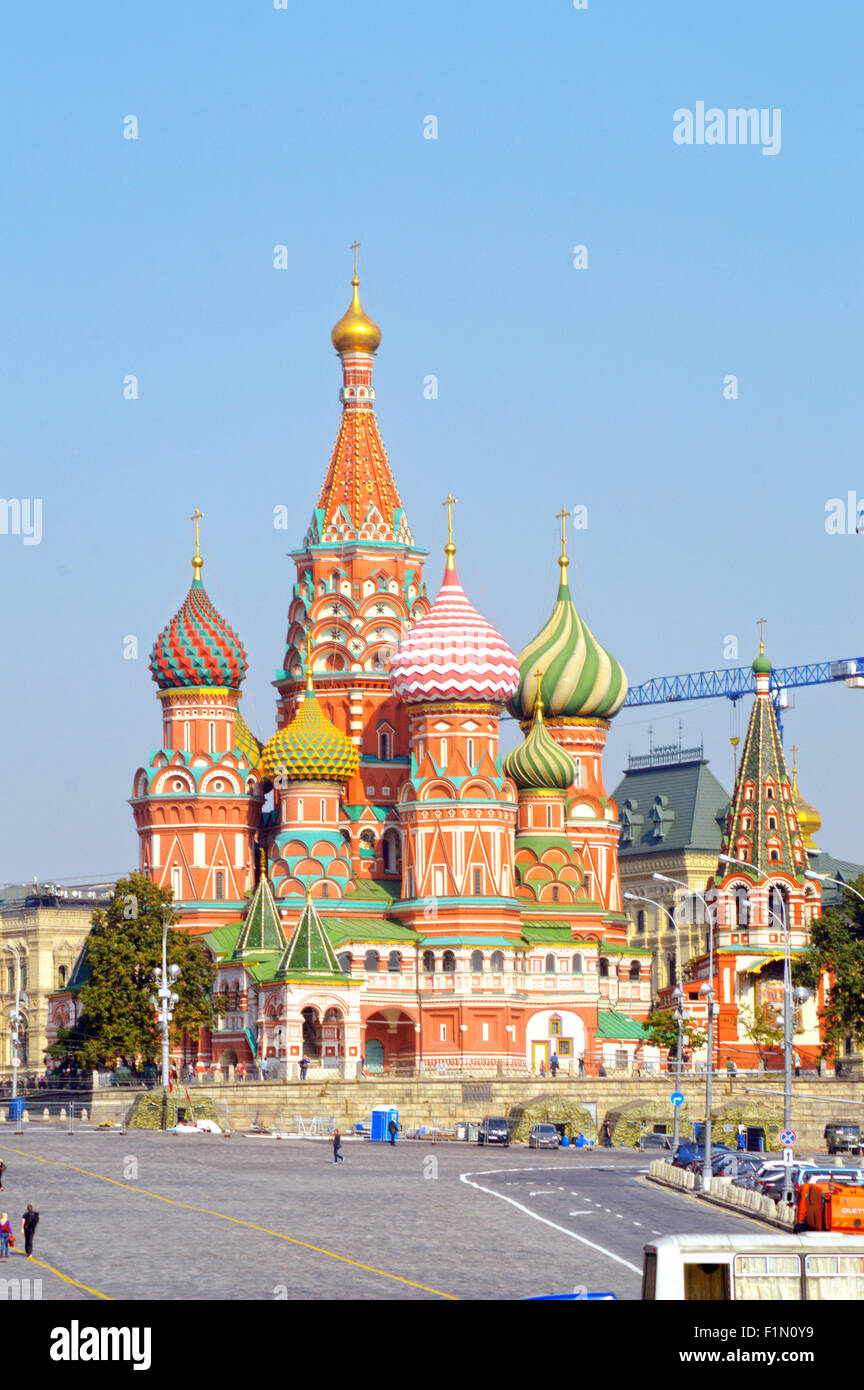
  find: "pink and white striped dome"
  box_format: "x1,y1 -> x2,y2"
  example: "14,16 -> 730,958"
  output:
390,564 -> 520,704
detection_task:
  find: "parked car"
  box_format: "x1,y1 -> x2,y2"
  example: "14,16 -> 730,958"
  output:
762,1164 -> 864,1205
675,1141 -> 733,1173
825,1123 -> 862,1156
478,1117 -> 510,1147
529,1124 -> 561,1149
639,1132 -> 674,1153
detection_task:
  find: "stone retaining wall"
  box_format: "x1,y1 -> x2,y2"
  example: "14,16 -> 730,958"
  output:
0,1074 -> 852,1145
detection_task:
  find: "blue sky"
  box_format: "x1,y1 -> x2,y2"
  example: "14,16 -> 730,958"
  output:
2,0 -> 862,880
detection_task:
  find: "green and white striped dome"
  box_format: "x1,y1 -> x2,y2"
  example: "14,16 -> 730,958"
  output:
503,697 -> 576,792
509,560 -> 627,723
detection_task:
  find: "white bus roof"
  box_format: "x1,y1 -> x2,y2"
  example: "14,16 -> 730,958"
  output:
646,1233 -> 864,1253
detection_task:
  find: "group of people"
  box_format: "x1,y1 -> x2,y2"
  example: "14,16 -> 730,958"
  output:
537,1054 -> 587,1077
0,1159 -> 39,1260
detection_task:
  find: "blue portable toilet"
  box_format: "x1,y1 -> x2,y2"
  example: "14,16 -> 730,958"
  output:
371,1105 -> 399,1143
8,1098 -> 25,1124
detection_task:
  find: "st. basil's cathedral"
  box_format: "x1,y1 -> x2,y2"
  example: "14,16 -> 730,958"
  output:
51,265 -> 827,1078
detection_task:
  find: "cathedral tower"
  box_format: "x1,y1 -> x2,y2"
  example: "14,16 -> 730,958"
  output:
130,515 -> 263,928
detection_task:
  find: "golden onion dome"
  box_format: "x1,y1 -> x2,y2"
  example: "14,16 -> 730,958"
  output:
261,650 -> 359,785
793,778 -> 822,853
331,275 -> 381,355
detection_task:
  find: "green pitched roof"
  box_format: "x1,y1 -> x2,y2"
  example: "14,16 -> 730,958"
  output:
612,757 -> 729,857
720,690 -> 801,877
595,1009 -> 649,1040
234,873 -> 286,954
343,877 -> 398,905
277,894 -> 341,975
320,915 -> 416,945
203,923 -> 244,958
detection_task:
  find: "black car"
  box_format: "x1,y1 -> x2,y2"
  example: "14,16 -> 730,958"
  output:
478,1117 -> 510,1146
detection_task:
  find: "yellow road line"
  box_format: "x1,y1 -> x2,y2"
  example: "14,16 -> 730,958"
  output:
0,1145 -> 457,1300
14,1252 -> 112,1300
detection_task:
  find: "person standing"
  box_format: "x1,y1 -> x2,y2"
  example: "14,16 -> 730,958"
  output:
332,1128 -> 344,1163
549,1054 -> 559,1078
21,1205 -> 38,1259
0,1158 -> 6,1191
794,1051 -> 801,1077
601,1120 -> 613,1148
539,1059 -> 547,1078
0,1214 -> 10,1259
388,1116 -> 398,1146
300,1056 -> 310,1081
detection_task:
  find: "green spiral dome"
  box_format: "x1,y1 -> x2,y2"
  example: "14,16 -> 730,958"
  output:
503,703 -> 576,792
509,564 -> 627,722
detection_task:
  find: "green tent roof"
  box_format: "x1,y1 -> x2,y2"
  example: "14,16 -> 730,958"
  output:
320,916 -> 416,945
277,894 -> 341,975
234,874 -> 286,954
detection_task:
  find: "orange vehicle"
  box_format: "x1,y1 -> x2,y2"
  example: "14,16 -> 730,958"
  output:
797,1180 -> 864,1232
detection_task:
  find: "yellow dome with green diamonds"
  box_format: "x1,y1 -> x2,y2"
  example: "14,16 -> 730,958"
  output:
261,667 -> 359,785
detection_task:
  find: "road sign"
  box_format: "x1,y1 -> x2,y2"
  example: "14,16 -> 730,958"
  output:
670,1091 -> 684,1106
10,1057 -> 21,1068
781,1129 -> 797,1146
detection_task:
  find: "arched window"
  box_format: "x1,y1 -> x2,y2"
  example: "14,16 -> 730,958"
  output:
551,884 -> 559,903
766,783 -> 775,799
364,950 -> 379,972
467,738 -> 475,765
572,953 -> 582,973
337,952 -> 352,974
442,950 -> 456,973
379,731 -> 390,761
320,799 -> 327,821
769,848 -> 780,862
422,950 -> 435,973
629,960 -> 641,981
215,872 -> 225,900
769,885 -> 787,928
636,909 -> 645,933
734,885 -> 749,927
387,950 -> 402,973
598,957 -> 609,978
58,965 -> 68,988
470,950 -> 484,973
491,951 -> 504,972
545,954 -> 557,974
320,883 -> 330,899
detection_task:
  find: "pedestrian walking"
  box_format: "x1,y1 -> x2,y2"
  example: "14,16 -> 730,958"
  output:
578,1055 -> 585,1076
237,1062 -> 246,1083
726,1058 -> 737,1080
259,1056 -> 268,1081
0,1214 -> 11,1259
539,1059 -> 547,1078
794,1051 -> 801,1077
601,1120 -> 613,1148
388,1116 -> 399,1146
0,1158 -> 6,1191
21,1205 -> 38,1259
549,1054 -> 559,1078
300,1056 -> 310,1080
332,1128 -> 344,1163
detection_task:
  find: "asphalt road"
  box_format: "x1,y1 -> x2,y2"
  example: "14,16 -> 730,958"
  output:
0,1130 -> 770,1302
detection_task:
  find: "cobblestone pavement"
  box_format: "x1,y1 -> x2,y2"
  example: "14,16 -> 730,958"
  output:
0,1131 -> 783,1301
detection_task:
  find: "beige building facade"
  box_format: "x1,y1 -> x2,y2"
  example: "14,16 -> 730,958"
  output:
0,882 -> 114,1077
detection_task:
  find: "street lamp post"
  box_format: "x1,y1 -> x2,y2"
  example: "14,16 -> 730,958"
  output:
624,892 -> 686,1148
653,873 -> 718,1191
805,870 -> 864,905
150,909 -> 181,1090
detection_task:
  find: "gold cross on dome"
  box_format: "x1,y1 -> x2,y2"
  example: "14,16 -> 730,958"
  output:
556,506 -> 571,556
190,508 -> 204,579
350,240 -> 361,278
535,666 -> 545,713
757,616 -> 767,653
442,494 -> 458,545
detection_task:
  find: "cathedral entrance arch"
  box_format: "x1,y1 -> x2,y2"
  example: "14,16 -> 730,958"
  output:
363,1009 -> 417,1073
301,1007 -> 322,1058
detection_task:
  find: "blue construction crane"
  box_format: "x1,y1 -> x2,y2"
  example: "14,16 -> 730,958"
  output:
624,657 -> 864,739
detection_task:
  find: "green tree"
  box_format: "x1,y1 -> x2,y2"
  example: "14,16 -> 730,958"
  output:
49,874 -> 215,1070
738,1002 -> 784,1065
643,1007 -> 706,1054
794,874 -> 864,1053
